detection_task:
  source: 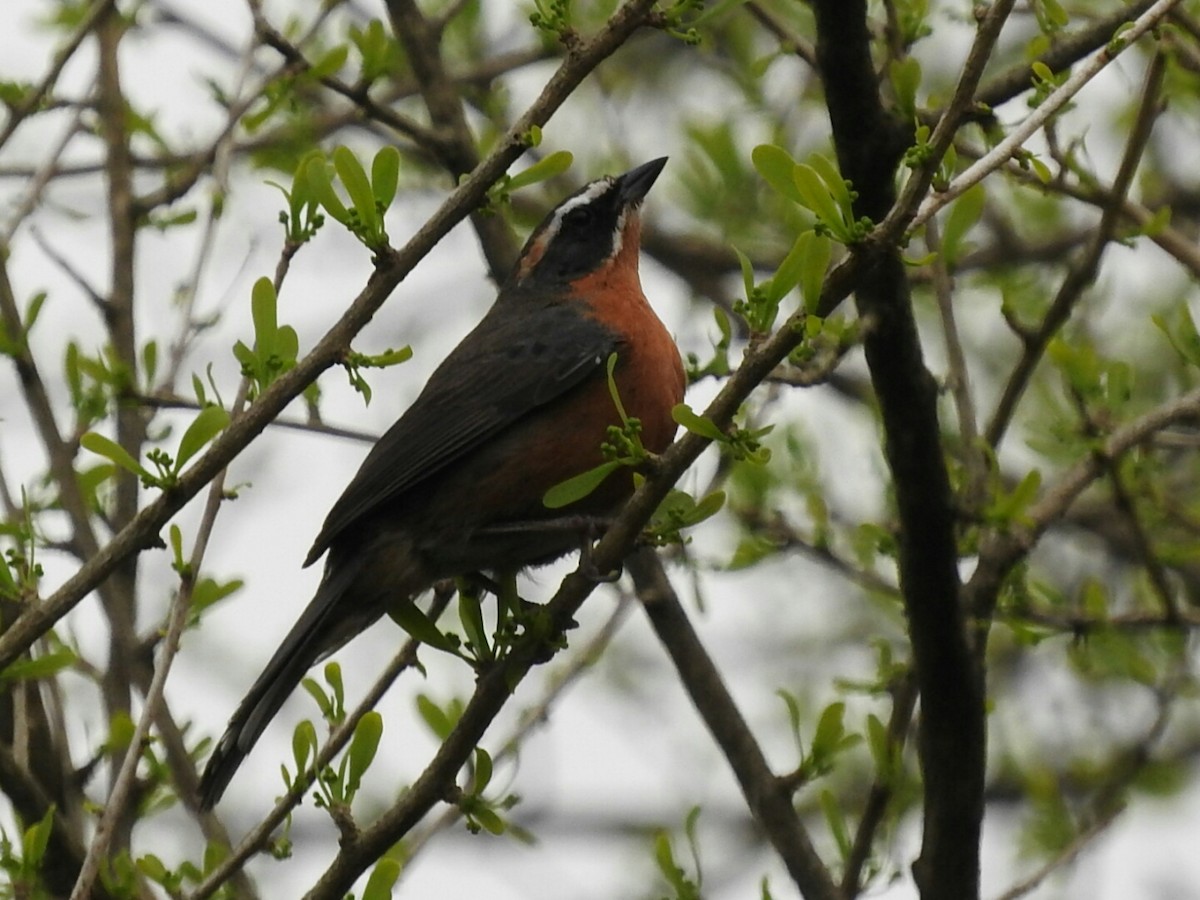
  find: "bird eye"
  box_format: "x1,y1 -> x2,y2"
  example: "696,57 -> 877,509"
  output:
563,205 -> 596,227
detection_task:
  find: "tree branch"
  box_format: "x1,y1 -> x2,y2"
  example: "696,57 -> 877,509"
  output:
385,0 -> 520,280
626,548 -> 841,900
810,2 -> 1007,896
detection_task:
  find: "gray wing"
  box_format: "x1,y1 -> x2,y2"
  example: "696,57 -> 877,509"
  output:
304,299 -> 619,565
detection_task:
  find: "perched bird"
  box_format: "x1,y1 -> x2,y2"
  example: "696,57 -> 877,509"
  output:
198,157 -> 685,808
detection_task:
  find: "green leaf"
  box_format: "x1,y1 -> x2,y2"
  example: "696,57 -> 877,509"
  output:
473,746 -> 494,792
347,711 -> 383,795
292,718 -> 317,775
889,56 -> 922,121
458,589 -> 490,661
654,831 -> 681,884
309,44 -> 348,79
291,150 -> 322,216
22,806 -> 54,870
671,403 -> 725,441
472,805 -> 506,835
733,246 -> 756,301
729,534 -> 779,570
232,340 -> 257,372
811,702 -> 846,759
797,231 -> 832,313
371,146 -> 401,212
107,711 -> 135,752
352,19 -> 392,82
324,661 -> 344,712
369,346 -> 413,367
1154,307 -> 1200,367
793,163 -> 844,230
1029,156 -> 1052,184
0,554 -> 16,598
305,155 -> 351,225
604,351 -> 629,423
865,713 -> 893,780
250,277 -> 278,361
751,144 -> 804,204
416,694 -> 453,740
0,647 -> 77,684
941,184 -> 985,266
690,490 -> 726,524
301,678 -> 333,719
141,339 -> 158,387
361,858 -> 401,900
808,154 -> 853,211
1141,205 -> 1171,237
764,231 -> 811,304
389,601 -> 459,654
137,854 -> 169,884
175,405 -> 230,471
543,460 -> 620,509
777,689 -> 803,754
276,324 -> 299,365
1038,0 -> 1068,30
333,145 -> 378,235
81,432 -> 148,479
23,291 -> 46,336
820,788 -> 852,862
169,525 -> 185,571
506,150 -> 574,192
190,577 -> 244,615
989,469 -> 1042,524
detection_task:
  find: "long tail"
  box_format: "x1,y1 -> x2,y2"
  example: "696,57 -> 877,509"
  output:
198,560 -> 368,809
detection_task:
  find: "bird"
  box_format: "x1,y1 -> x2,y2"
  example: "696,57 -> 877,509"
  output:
197,157 -> 685,808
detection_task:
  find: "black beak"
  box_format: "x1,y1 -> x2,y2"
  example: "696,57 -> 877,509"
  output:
617,157 -> 668,207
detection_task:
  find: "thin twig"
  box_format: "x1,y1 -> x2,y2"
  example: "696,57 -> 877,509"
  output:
971,0 -> 1159,113
161,31 -> 258,390
0,107 -> 87,244
984,48 -> 1166,447
842,669 -> 917,896
0,0 -> 118,150
926,215 -> 986,507
745,2 -> 818,67
131,392 -> 378,443
28,226 -> 108,312
70,376 -> 247,900
385,0 -> 520,279
400,594 -> 636,863
992,671 -> 1186,900
969,384 -> 1200,629
879,0 -> 1019,242
626,548 -> 841,900
189,588 -> 452,898
910,0 -> 1182,232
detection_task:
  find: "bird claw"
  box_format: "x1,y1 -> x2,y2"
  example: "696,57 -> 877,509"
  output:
575,518 -> 623,583
578,545 -> 622,583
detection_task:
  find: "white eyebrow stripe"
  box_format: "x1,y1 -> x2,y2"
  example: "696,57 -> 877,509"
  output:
553,177 -> 613,219
610,207 -> 627,259
529,178 -> 614,258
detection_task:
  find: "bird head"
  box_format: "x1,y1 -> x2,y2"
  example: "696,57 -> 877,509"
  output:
509,157 -> 667,289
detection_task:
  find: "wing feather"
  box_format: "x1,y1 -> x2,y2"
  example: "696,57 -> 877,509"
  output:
304,299 -> 618,565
